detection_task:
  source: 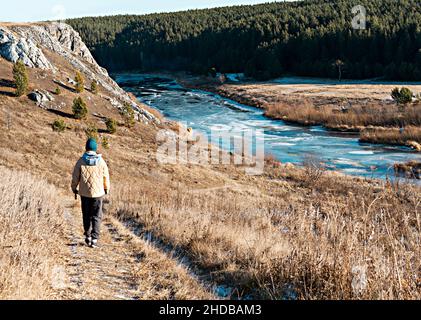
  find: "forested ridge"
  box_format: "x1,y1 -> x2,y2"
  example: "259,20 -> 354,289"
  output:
68,0 -> 421,81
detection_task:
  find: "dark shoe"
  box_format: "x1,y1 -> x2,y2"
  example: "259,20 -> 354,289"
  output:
90,239 -> 98,248
85,236 -> 92,247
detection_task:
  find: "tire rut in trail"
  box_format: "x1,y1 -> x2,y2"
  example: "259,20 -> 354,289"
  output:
106,216 -> 217,300
116,216 -> 236,299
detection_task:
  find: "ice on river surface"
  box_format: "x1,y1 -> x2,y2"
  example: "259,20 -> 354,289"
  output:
115,74 -> 421,180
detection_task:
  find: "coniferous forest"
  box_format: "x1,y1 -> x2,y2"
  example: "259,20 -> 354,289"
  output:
68,0 -> 421,81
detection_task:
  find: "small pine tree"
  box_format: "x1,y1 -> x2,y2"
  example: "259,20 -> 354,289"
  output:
72,97 -> 88,120
75,71 -> 85,93
90,80 -> 98,94
391,88 -> 399,102
13,60 -> 29,97
121,103 -> 136,128
54,86 -> 61,95
391,87 -> 413,105
105,118 -> 117,134
52,119 -> 66,132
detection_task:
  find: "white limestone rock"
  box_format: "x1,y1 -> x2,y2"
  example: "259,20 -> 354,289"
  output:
0,27 -> 54,69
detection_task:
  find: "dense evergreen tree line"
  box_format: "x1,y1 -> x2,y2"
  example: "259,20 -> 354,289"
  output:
68,0 -> 421,81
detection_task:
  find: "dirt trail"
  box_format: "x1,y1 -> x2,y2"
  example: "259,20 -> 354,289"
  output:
60,197 -> 214,300
61,198 -> 139,299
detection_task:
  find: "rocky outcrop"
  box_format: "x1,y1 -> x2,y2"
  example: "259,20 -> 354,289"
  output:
0,22 -> 160,124
34,23 -> 97,65
9,23 -> 107,75
28,90 -> 54,105
0,26 -> 54,69
101,94 -> 158,123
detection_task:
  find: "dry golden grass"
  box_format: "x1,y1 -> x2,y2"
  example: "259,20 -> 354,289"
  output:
109,165 -> 421,300
264,102 -> 421,133
106,217 -> 214,300
0,166 -> 65,299
360,126 -> 421,146
210,80 -> 421,102
394,161 -> 421,180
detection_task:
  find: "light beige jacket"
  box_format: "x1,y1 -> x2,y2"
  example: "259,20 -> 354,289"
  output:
71,152 -> 110,198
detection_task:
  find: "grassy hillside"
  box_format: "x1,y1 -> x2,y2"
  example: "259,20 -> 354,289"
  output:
68,0 -> 421,80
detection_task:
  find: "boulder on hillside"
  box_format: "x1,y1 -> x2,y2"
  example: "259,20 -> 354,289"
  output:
28,90 -> 54,105
67,77 -> 77,85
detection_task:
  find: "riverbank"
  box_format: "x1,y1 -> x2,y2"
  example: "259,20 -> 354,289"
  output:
177,74 -> 421,150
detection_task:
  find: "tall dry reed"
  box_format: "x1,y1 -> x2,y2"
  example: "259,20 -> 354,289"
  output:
0,167 -> 65,299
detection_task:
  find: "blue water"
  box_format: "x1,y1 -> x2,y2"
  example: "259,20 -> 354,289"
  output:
115,74 -> 421,180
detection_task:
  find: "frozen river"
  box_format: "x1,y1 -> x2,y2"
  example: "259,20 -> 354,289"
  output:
115,74 -> 420,180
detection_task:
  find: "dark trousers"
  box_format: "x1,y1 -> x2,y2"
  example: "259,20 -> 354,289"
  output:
81,196 -> 103,240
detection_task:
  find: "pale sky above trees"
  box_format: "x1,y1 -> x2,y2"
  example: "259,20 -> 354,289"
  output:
0,0 -> 293,22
